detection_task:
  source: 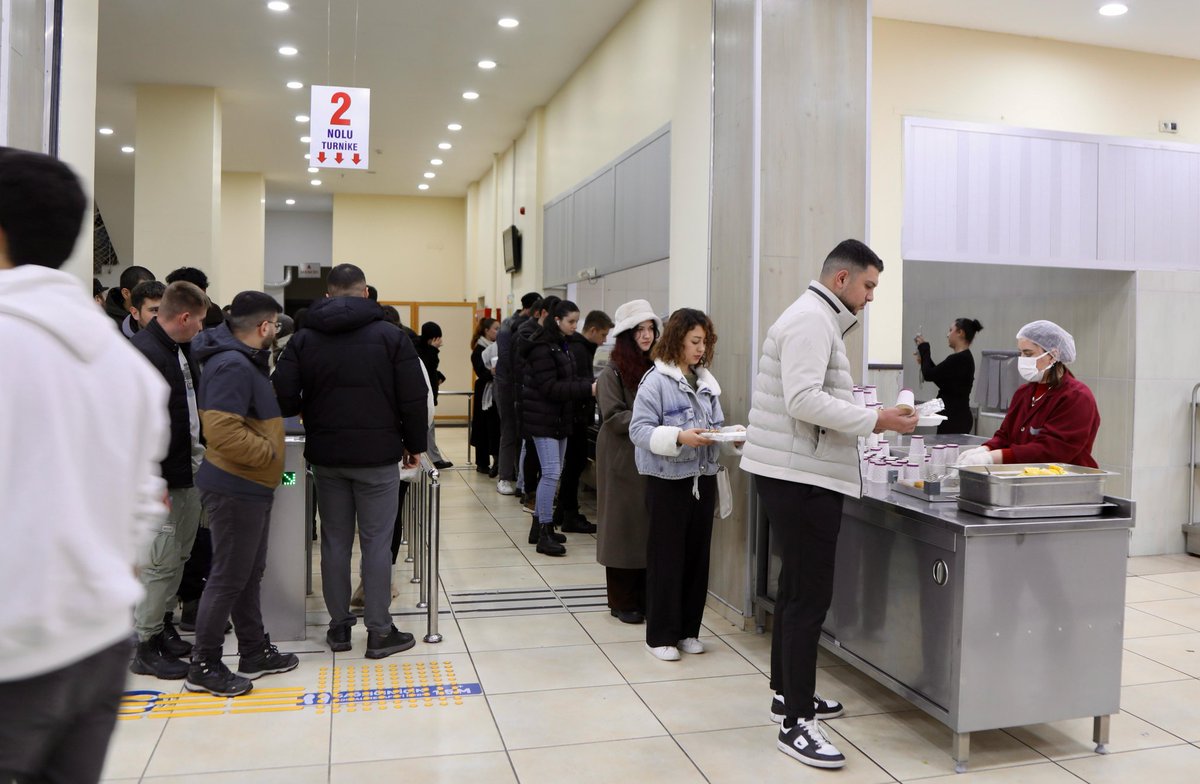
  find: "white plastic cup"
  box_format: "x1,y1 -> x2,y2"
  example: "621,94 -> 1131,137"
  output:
904,460 -> 921,483
931,445 -> 947,468
852,387 -> 866,406
867,459 -> 886,483
863,385 -> 878,406
878,440 -> 890,458
896,388 -> 915,415
944,444 -> 960,464
909,435 -> 926,462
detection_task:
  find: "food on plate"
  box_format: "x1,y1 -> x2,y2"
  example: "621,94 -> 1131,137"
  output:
1019,465 -> 1067,476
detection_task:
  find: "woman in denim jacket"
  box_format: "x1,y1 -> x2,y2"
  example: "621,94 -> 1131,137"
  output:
630,308 -> 742,661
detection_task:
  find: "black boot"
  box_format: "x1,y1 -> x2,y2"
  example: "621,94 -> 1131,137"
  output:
528,518 -> 565,545
186,654 -> 253,697
560,513 -> 597,534
536,522 -> 566,557
161,613 -> 193,658
129,633 -> 190,680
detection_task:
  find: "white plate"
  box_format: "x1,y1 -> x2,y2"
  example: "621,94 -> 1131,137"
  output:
918,414 -> 947,427
700,431 -> 746,442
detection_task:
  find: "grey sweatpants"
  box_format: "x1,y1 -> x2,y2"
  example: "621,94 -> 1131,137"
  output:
133,486 -> 202,641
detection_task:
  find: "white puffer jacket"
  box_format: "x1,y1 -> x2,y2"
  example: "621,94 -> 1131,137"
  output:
740,281 -> 878,497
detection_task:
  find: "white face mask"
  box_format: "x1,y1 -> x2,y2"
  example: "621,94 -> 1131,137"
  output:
1017,352 -> 1052,383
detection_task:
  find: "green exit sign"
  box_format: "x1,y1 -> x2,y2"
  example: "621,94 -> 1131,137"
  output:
281,471 -> 297,487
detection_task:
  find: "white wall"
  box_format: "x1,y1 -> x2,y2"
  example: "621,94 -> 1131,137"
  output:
265,209 -> 332,282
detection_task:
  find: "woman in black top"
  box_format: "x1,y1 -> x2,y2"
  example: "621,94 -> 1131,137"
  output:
417,322 -> 451,469
914,318 -> 983,435
469,317 -> 501,476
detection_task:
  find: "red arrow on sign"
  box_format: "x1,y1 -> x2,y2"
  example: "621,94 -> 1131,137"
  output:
317,151 -> 326,163
335,152 -> 344,164
352,153 -> 361,165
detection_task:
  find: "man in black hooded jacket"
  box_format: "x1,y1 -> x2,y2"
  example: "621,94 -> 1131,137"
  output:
272,264 -> 428,660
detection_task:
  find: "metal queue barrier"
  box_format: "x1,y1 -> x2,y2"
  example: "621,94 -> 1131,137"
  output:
436,389 -> 473,464
401,453 -> 444,644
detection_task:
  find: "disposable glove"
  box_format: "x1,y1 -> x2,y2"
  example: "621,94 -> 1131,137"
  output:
956,446 -> 994,467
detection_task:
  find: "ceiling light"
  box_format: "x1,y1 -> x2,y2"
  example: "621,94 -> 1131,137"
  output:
478,60 -> 497,70
438,142 -> 452,150
304,153 -> 310,160
1098,3 -> 1128,15
300,136 -> 311,143
285,199 -> 296,205
430,159 -> 443,166
423,172 -> 436,179
98,127 -> 113,135
418,183 -> 430,191
447,123 -> 462,131
267,1 -> 290,11
498,17 -> 519,28
295,114 -> 309,123
120,146 -> 134,153
310,179 -> 322,186
462,91 -> 479,100
308,167 -> 318,173
286,81 -> 304,89
278,45 -> 298,56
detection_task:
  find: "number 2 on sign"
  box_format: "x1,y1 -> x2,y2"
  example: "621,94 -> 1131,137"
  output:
330,92 -> 352,125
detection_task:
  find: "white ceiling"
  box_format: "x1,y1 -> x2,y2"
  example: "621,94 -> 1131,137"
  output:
95,0 -> 1199,213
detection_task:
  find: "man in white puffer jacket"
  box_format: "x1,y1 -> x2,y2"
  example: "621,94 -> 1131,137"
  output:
741,240 -> 917,770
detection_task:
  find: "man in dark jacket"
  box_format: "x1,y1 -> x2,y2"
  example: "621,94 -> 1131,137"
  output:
103,265 -> 154,336
273,263 -> 428,660
494,292 -> 539,495
188,292 -> 298,698
128,282 -> 210,680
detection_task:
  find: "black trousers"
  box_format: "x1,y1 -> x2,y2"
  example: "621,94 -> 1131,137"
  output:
521,436 -> 541,495
390,479 -> 410,564
177,524 -> 212,604
644,475 -> 716,648
0,638 -> 131,784
605,567 -> 646,613
756,475 -> 843,722
554,424 -> 590,520
193,490 -> 274,658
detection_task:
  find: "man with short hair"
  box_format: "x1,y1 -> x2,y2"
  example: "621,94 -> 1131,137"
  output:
166,265 -> 226,332
494,292 -> 540,495
103,264 -> 154,332
0,147 -> 170,782
128,281 -> 210,680
187,292 -> 297,697
128,279 -> 166,332
273,263 -> 429,659
741,239 -> 918,770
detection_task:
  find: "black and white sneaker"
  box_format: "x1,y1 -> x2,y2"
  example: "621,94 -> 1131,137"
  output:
236,638 -> 300,680
778,717 -> 846,769
770,693 -> 845,722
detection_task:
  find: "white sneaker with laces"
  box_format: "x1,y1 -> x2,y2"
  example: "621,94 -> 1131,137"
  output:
677,637 -> 705,654
496,480 -> 517,495
778,717 -> 846,769
645,643 -> 681,661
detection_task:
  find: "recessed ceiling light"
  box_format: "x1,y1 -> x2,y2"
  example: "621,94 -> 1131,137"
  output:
304,153 -> 310,160
307,167 -> 318,173
478,60 -> 497,70
438,142 -> 452,150
98,127 -> 113,135
310,179 -> 322,186
447,123 -> 462,131
295,114 -> 309,123
462,91 -> 479,100
286,81 -> 304,89
1098,3 -> 1128,15
418,183 -> 430,191
498,17 -> 519,28
285,198 -> 296,205
267,1 -> 290,11
423,172 -> 436,179
278,45 -> 298,56
430,159 -> 443,166
120,146 -> 134,153
300,136 -> 311,143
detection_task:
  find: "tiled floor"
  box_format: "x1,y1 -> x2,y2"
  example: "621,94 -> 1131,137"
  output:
102,429 -> 1200,781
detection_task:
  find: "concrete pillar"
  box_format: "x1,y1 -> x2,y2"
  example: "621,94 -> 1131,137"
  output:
133,85 -> 220,288
217,172 -> 266,305
58,0 -> 100,285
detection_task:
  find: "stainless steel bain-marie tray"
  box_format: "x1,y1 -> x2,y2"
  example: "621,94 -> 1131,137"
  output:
957,464 -> 1114,507
956,497 -> 1118,519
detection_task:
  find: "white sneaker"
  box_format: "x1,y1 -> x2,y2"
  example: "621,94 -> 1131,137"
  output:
778,717 -> 846,769
645,643 -> 681,661
496,480 -> 517,495
677,637 -> 705,654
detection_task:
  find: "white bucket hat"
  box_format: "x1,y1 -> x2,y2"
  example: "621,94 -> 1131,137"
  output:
611,299 -> 662,338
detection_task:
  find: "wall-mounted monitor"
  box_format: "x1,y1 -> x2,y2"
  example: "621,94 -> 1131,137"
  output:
503,225 -> 522,273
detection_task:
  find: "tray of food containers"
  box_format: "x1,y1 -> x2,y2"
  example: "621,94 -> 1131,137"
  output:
956,463 -> 1115,512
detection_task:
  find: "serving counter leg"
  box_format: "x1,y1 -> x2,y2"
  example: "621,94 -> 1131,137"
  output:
952,732 -> 970,773
1093,714 -> 1111,754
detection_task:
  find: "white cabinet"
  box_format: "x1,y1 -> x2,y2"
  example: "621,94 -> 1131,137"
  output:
1099,144 -> 1200,269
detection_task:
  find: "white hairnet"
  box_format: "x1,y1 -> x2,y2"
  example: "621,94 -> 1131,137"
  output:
1016,320 -> 1076,364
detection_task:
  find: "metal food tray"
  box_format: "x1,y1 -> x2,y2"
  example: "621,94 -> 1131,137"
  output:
891,481 -> 959,503
956,497 -> 1117,519
958,463 -> 1114,507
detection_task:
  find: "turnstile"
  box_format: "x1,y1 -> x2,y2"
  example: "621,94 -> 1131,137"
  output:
260,435 -> 311,641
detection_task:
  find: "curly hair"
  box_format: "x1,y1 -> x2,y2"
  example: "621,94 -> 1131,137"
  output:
651,308 -> 717,368
610,328 -> 656,392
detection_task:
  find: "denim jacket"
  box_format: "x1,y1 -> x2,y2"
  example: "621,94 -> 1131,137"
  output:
630,360 -> 740,481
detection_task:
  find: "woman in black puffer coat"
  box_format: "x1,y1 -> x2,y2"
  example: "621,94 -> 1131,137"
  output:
520,299 -> 596,556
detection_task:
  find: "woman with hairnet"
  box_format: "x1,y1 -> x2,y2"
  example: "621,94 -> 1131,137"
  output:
957,320 -> 1100,468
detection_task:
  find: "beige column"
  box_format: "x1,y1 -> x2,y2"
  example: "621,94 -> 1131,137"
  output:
133,85 -> 220,289
217,172 -> 266,305
58,0 -> 100,285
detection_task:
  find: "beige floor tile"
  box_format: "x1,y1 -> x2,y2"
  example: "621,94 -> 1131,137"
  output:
515,540 -> 602,565
100,713 -> 167,780
1124,607 -> 1194,639
439,565 -> 547,591
1005,710 -> 1185,760
1119,679 -> 1200,741
1126,556 -> 1192,577
329,689 -> 503,763
1121,650 -> 1193,686
575,608 -> 648,644
831,710 -> 1043,780
441,531 -> 517,550
136,765 -> 329,783
144,708 -> 332,776
702,606 -> 747,635
634,673 -> 772,734
490,684 -> 667,749
327,653 -> 479,697
720,631 -> 772,672
459,612 -> 591,652
1125,576 -> 1196,603
330,751 -> 516,783
1142,571 -> 1200,594
1123,632 -> 1200,677
439,546 -> 530,569
675,724 -> 895,784
1058,743 -> 1200,783
438,517 -> 503,534
901,761 -> 1083,783
534,562 -> 607,586
1129,597 -> 1200,632
1158,554 -> 1200,571
600,636 -> 757,684
509,736 -> 705,784
472,644 -> 625,694
331,616 -> 468,659
816,665 -> 917,717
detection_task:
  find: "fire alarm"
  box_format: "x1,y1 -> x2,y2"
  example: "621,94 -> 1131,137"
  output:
519,206 -> 525,215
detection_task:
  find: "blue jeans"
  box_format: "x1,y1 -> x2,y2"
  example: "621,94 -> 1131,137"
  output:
532,436 -> 568,524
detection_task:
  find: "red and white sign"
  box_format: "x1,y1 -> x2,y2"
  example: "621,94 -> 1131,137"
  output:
309,85 -> 370,169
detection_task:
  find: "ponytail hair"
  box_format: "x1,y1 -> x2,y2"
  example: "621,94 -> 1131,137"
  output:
540,299 -> 580,342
